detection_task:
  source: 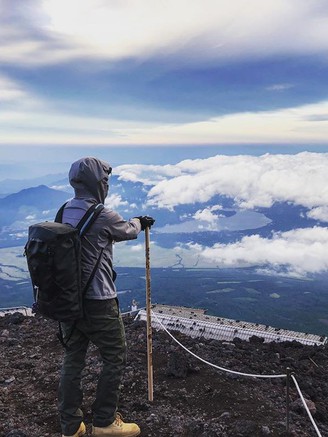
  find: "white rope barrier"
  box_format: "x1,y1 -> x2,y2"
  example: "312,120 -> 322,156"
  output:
150,311 -> 324,436
1,305 -> 324,435
291,375 -> 322,437
152,311 -> 286,379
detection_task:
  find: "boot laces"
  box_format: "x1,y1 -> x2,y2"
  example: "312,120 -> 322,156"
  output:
114,412 -> 124,428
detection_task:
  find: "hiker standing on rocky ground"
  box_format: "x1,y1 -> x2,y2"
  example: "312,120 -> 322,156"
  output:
58,157 -> 155,437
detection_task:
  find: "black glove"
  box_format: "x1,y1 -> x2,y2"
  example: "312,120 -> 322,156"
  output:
135,216 -> 155,230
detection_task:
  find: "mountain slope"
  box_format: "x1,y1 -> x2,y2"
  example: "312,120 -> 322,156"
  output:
0,185 -> 69,228
1,313 -> 328,436
0,173 -> 67,195
0,185 -> 69,210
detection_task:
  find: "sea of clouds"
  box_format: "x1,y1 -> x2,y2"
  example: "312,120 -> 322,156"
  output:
115,152 -> 328,277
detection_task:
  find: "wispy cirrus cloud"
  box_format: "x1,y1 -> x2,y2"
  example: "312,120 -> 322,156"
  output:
114,100 -> 328,145
1,1 -> 328,147
0,74 -> 28,102
266,83 -> 294,92
2,0 -> 328,66
1,97 -> 328,146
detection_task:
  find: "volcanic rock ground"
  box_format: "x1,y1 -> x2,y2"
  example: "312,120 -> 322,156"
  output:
1,313 -> 328,437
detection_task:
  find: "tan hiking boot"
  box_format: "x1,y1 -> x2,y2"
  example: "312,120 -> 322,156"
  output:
62,421 -> 86,437
92,413 -> 140,436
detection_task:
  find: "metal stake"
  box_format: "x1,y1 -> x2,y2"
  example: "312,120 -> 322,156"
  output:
145,226 -> 154,401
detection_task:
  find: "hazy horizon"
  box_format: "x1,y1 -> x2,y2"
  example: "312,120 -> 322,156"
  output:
2,144 -> 328,180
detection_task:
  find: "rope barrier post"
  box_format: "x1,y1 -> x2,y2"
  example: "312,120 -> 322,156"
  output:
145,226 -> 154,401
291,374 -> 323,437
286,367 -> 291,434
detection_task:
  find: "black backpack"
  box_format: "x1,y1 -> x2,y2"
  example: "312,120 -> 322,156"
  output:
24,203 -> 104,324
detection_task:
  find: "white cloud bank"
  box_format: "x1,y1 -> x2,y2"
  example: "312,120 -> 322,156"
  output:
117,152 -> 328,276
114,227 -> 328,277
116,152 -> 328,213
199,227 -> 328,278
307,207 -> 328,223
105,193 -> 128,209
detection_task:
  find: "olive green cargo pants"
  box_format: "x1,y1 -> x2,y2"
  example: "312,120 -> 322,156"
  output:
58,299 -> 126,436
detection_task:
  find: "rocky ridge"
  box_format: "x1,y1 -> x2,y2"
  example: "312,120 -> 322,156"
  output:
1,312 -> 328,436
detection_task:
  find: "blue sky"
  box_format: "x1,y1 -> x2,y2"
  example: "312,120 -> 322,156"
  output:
1,0 -> 328,157
2,1 -> 328,279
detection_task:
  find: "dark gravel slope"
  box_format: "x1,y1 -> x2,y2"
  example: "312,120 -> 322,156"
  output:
1,313 -> 328,437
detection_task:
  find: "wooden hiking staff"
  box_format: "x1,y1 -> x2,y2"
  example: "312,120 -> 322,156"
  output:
145,226 -> 154,401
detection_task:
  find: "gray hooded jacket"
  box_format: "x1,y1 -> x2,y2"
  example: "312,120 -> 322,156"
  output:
62,157 -> 141,300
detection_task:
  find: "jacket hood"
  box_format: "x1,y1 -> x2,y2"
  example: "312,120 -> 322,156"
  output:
69,157 -> 111,203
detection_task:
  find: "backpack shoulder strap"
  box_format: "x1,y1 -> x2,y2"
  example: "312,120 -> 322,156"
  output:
77,203 -> 104,236
78,204 -> 105,298
54,202 -> 68,223
54,202 -> 104,235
